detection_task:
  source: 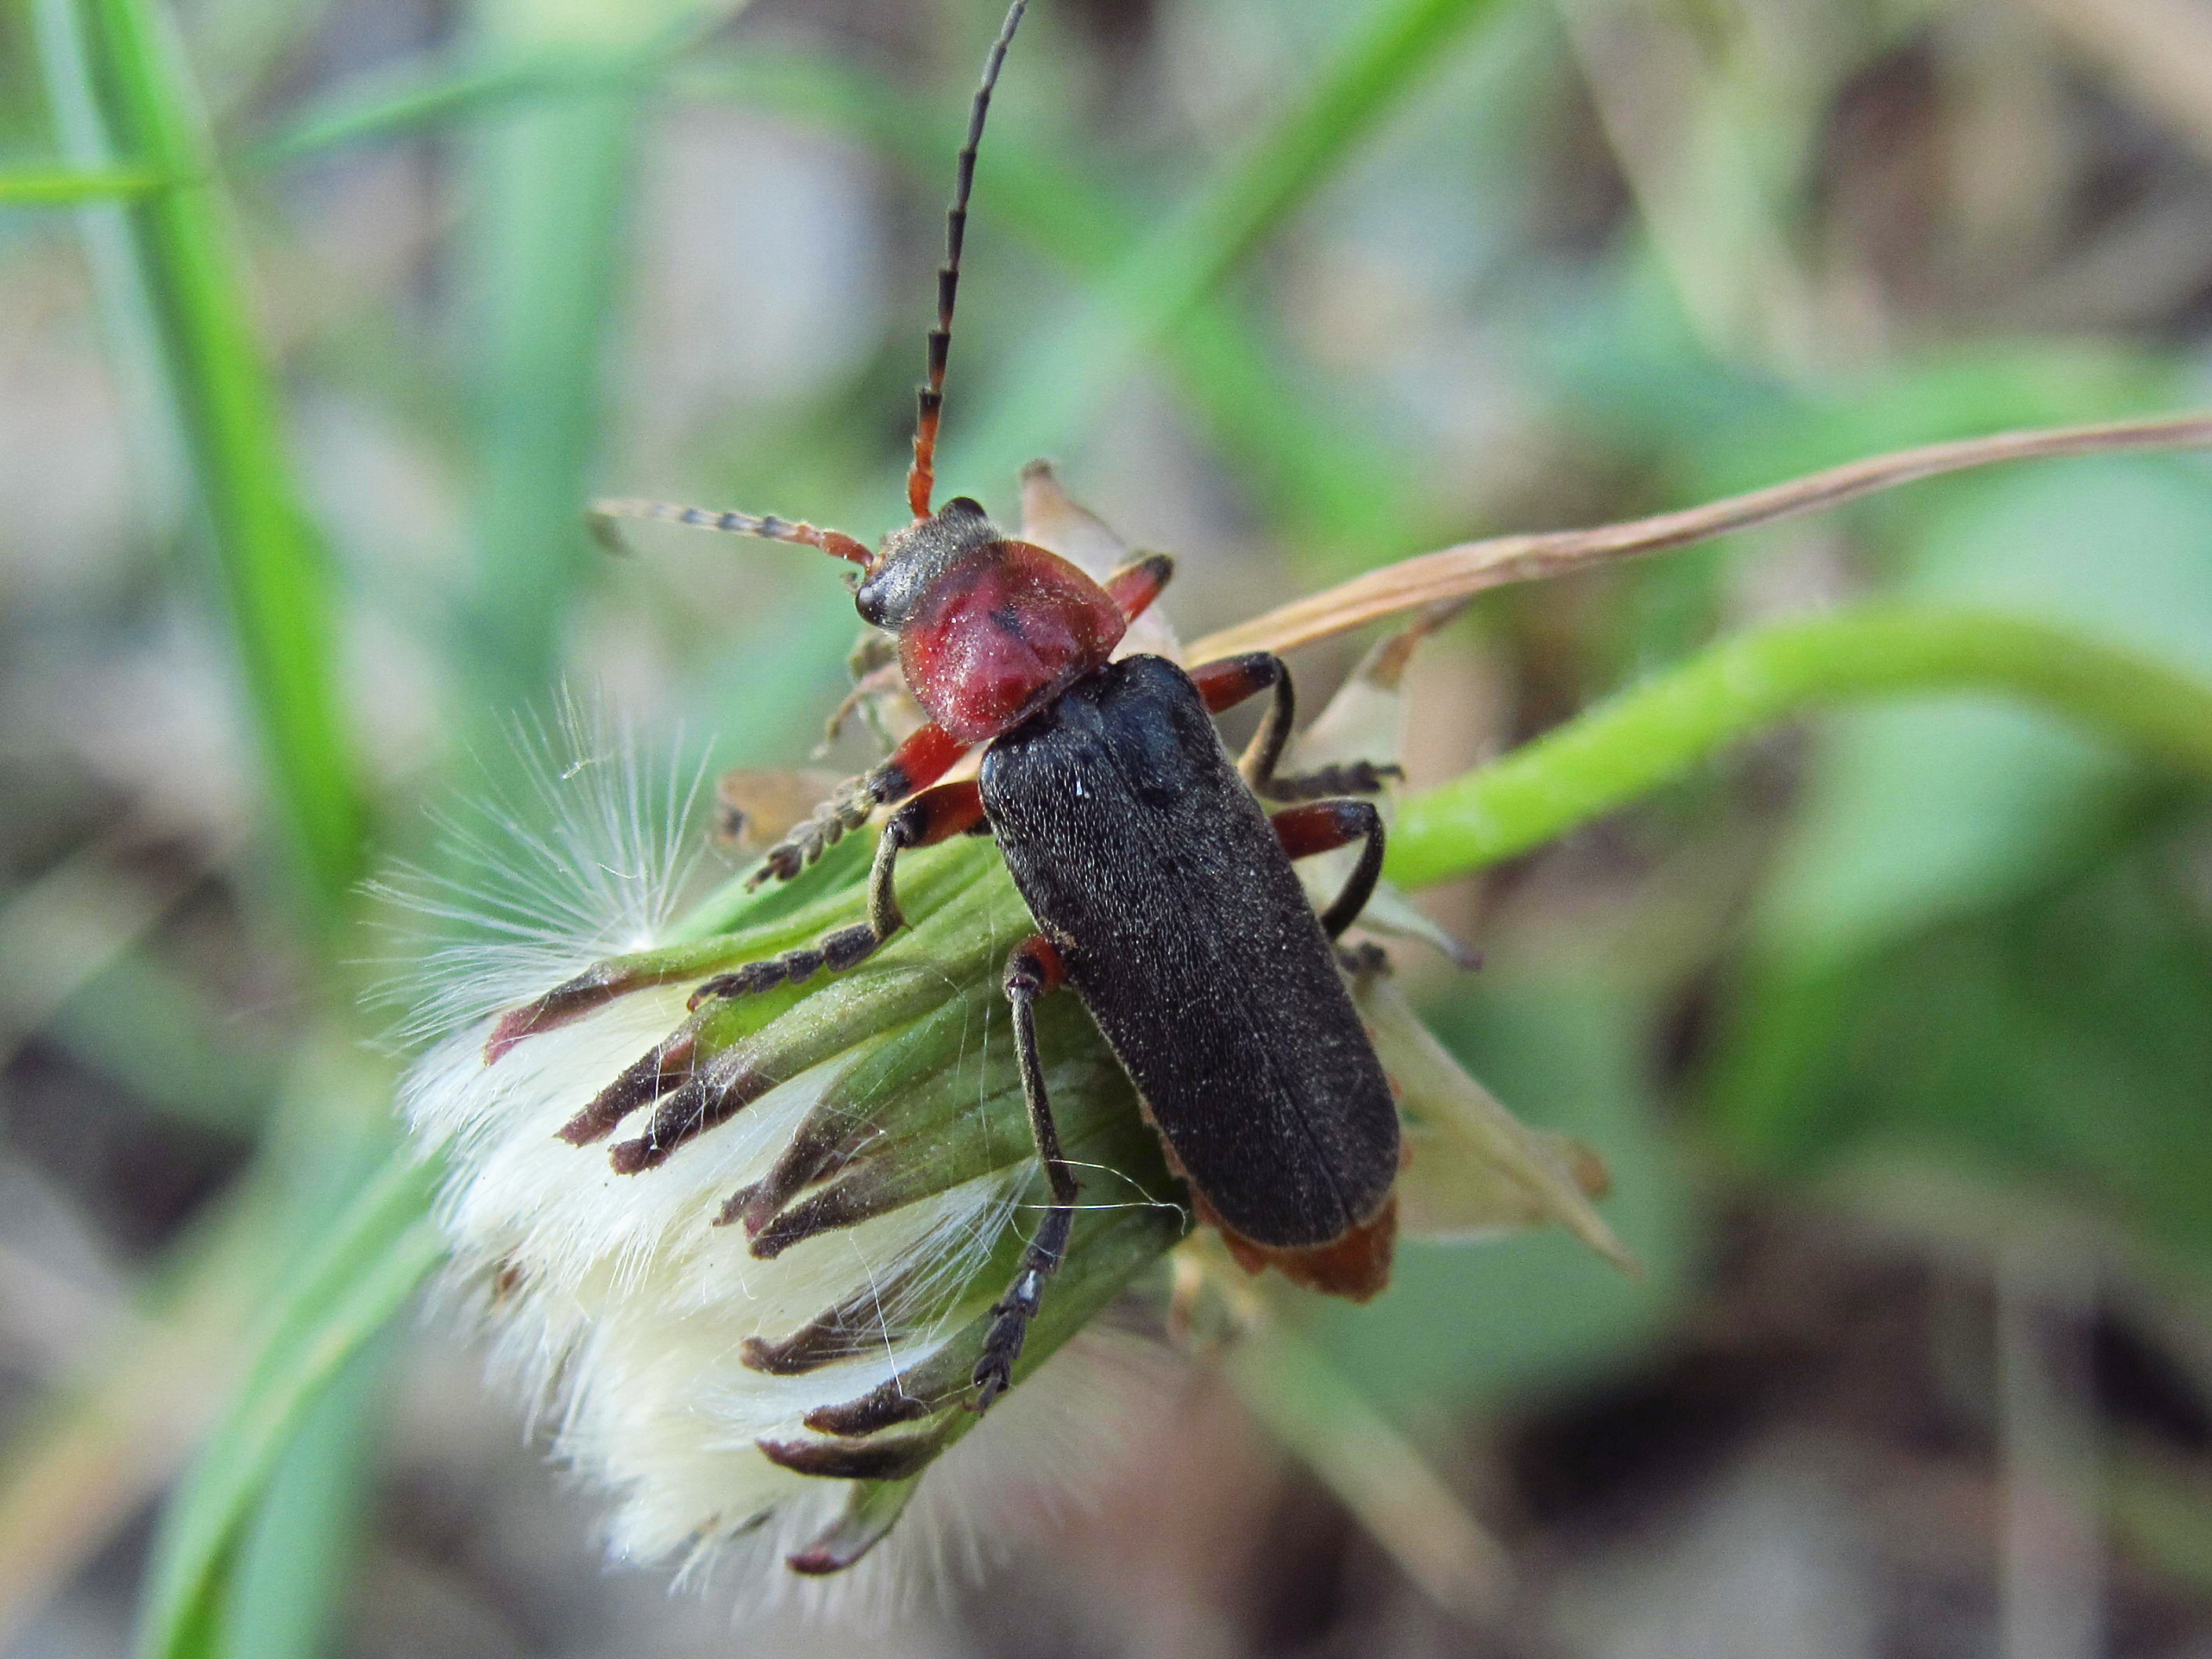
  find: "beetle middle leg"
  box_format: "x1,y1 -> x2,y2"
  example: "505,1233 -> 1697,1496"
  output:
1186,652 -> 1403,802
693,781 -> 987,1005
1272,799 -> 1386,939
972,932 -> 1080,1411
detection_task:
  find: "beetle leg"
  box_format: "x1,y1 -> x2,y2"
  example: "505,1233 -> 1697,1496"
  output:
818,633 -> 907,754
1104,552 -> 1174,622
748,722 -> 970,890
694,782 -> 987,1005
1259,760 -> 1402,801
1335,939 -> 1393,980
973,933 -> 1079,1411
1186,651 -> 1402,801
1272,800 -> 1386,939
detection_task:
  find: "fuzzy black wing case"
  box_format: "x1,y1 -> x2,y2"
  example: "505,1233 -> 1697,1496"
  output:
978,654 -> 1399,1249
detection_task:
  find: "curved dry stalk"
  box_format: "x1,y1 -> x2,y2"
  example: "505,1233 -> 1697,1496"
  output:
1222,1319 -> 1511,1623
1192,413 -> 2212,661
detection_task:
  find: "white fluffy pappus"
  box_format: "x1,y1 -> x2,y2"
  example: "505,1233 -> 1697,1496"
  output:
388,697 -> 1171,1619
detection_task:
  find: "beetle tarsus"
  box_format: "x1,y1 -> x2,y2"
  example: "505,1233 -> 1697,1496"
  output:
972,1211 -> 1071,1410
689,921 -> 882,1007
1260,760 -> 1403,801
1336,940 -> 1393,979
746,773 -> 884,889
749,725 -> 974,891
694,782 -> 986,1013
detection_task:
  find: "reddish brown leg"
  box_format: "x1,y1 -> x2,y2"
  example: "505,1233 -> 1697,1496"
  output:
972,932 -> 1078,1411
1105,553 -> 1174,623
1187,653 -> 1403,801
1272,800 -> 1385,939
749,722 -> 970,889
697,782 -> 986,1005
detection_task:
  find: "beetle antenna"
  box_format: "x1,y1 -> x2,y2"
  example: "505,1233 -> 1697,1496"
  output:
588,497 -> 873,567
906,0 -> 1032,523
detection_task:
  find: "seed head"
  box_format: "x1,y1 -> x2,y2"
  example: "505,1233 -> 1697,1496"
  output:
390,478 -> 1628,1611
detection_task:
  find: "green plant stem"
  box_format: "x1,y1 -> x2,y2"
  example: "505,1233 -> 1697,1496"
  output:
945,0 -> 1509,492
1386,606 -> 2212,889
74,0 -> 364,925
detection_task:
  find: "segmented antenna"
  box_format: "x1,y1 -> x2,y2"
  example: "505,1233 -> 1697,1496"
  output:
906,0 -> 1033,522
589,498 -> 872,566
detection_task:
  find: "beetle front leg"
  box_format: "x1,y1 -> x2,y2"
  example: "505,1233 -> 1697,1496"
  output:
1272,799 -> 1386,939
1104,552 -> 1174,623
973,933 -> 1080,1411
749,722 -> 971,889
694,782 -> 987,1004
1186,652 -> 1403,802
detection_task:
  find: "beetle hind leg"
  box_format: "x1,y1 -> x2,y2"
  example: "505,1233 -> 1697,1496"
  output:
973,934 -> 1080,1411
1187,651 -> 1403,801
1273,799 -> 1386,939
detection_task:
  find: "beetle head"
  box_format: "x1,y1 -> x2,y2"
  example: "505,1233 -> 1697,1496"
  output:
854,496 -> 1002,630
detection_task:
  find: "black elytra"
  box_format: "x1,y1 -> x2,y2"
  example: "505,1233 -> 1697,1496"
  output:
980,654 -> 1400,1248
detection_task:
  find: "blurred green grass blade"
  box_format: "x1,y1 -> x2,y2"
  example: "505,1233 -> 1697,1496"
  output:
248,53 -> 612,164
242,25 -> 699,167
1386,606 -> 2212,889
62,0 -> 365,924
132,1155 -> 441,1659
945,0 -> 1511,493
213,1339 -> 391,1659
458,1 -> 742,704
0,163 -> 162,200
27,0 -> 189,531
460,83 -> 643,700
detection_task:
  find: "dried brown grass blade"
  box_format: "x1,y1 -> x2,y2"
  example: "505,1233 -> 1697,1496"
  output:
1192,413 -> 2212,662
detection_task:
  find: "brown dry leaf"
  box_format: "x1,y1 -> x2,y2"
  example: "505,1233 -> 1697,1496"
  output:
1359,974 -> 1639,1276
